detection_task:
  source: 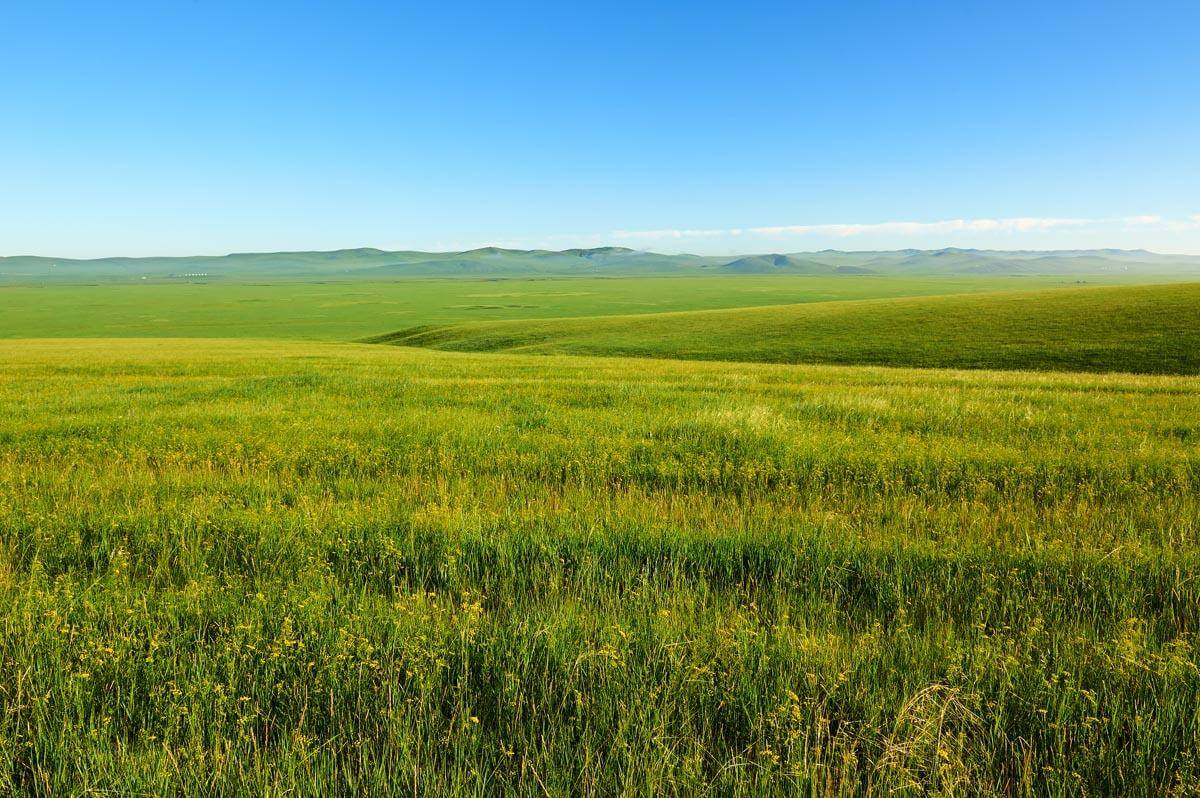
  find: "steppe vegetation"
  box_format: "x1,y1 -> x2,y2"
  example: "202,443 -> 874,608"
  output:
0,273 -> 1091,340
383,282 -> 1200,375
0,334 -> 1197,795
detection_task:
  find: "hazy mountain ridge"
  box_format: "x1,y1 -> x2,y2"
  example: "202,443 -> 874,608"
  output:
2,246 -> 1199,280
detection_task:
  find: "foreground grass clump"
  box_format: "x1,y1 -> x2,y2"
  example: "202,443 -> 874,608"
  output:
381,282 -> 1200,375
0,339 -> 1197,795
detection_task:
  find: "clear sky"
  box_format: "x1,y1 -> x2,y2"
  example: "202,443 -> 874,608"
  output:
3,1 -> 1199,257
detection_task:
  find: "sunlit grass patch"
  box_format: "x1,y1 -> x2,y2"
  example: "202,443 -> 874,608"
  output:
0,338 -> 1196,795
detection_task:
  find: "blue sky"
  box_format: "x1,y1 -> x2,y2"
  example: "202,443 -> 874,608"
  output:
2,0 -> 1198,256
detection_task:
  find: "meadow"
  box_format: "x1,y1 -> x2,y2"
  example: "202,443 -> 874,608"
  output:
0,335 -> 1197,796
384,282 -> 1200,375
0,275 -> 1197,796
0,273 -> 1132,340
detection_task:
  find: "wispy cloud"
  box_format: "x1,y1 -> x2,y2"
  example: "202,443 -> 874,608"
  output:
1163,214 -> 1200,232
462,213 -> 1200,257
610,214 -> 1199,242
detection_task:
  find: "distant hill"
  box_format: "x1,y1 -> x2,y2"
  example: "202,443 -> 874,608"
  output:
2,246 -> 1199,281
372,282 -> 1200,375
716,254 -> 836,274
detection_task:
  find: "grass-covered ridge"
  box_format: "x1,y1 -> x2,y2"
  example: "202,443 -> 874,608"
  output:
381,282 -> 1200,374
0,338 -> 1197,795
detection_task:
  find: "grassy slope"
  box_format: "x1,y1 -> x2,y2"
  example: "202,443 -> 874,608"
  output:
384,282 -> 1200,375
0,338 -> 1197,794
0,274 -> 1095,340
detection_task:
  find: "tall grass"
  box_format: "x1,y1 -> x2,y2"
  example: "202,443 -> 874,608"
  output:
0,339 -> 1197,795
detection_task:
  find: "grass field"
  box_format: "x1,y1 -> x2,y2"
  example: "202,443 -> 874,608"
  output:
383,282 -> 1200,375
1,337 -> 1198,796
0,274 -> 1135,340
0,275 -> 1198,795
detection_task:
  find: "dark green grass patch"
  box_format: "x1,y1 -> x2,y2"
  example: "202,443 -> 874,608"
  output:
383,282 -> 1200,375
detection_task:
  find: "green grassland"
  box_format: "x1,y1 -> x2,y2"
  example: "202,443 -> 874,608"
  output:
0,271 -> 1198,795
385,282 -> 1200,375
0,274 -> 1109,340
1,338 -> 1198,796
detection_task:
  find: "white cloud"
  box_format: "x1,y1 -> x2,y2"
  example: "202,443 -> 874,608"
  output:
1121,215 -> 1163,226
610,214 -> 1200,243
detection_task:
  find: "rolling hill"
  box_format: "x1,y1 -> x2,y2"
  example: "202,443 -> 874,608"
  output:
374,282 -> 1200,375
3,246 -> 1199,281
716,254 -> 838,274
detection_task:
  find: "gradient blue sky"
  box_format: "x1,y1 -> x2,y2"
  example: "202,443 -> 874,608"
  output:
3,1 -> 1199,257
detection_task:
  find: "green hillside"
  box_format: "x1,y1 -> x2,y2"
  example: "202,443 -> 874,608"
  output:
379,282 -> 1200,374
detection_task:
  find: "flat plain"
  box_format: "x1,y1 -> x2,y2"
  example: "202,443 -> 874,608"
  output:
0,272 -> 1197,796
0,273 -> 1140,340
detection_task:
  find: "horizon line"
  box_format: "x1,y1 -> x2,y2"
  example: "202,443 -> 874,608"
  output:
4,244 -> 1200,261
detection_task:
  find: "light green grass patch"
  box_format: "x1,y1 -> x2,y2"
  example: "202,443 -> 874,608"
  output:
0,274 -> 1133,340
